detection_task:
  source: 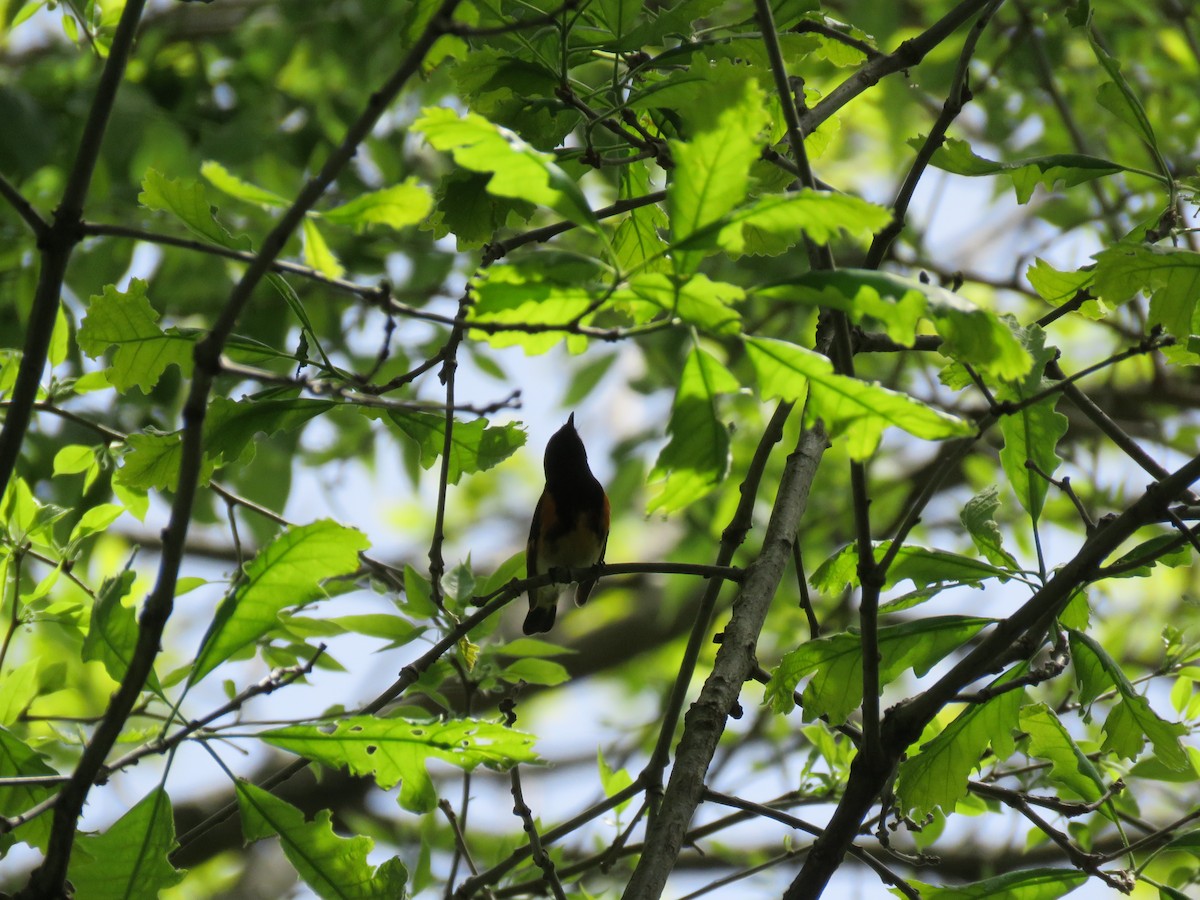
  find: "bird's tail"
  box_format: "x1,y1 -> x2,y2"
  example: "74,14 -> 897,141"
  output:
523,604 -> 557,634
575,578 -> 597,607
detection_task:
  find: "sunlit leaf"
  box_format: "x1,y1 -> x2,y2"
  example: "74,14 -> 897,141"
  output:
766,616 -> 993,723
139,168 -> 247,249
191,520 -> 370,684
897,664 -> 1026,816
747,337 -> 974,458
648,346 -> 738,513
67,789 -> 184,899
668,74 -> 769,273
77,280 -> 195,393
201,160 -> 289,207
415,107 -> 598,230
237,781 -> 407,899
322,179 -> 434,229
262,717 -> 539,812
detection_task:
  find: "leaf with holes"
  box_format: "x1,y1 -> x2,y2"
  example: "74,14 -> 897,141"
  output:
261,717 -> 540,812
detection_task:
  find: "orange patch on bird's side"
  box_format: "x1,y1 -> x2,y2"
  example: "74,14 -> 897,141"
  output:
543,512 -> 607,568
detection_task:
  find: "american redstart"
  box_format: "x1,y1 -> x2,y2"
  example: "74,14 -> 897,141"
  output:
523,413 -> 610,634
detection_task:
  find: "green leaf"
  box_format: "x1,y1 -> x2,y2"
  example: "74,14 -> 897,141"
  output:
1026,258 -> 1104,318
261,717 -> 539,813
1094,244 -> 1200,364
812,541 -> 1021,595
328,614 -> 425,649
467,260 -> 601,354
707,190 -> 888,257
414,107 -> 598,231
139,168 -> 246,249
427,170 -> 536,250
117,397 -> 336,491
766,616 -> 993,723
757,270 -> 1032,381
114,431 -> 192,492
1019,702 -> 1107,803
67,788 -> 184,900
77,280 -> 195,393
49,300 -> 69,368
1088,34 -> 1166,177
0,727 -> 56,854
0,659 -> 40,727
500,658 -> 570,686
301,217 -> 345,279
206,396 -> 336,467
997,326 -> 1068,522
960,487 -> 1020,569
746,337 -> 974,458
82,568 -> 160,690
322,179 -> 433,229
626,273 -> 743,334
598,747 -> 634,814
667,75 -> 769,272
201,160 -> 289,207
900,867 -> 1087,899
1070,630 -> 1189,771
53,444 -> 95,476
649,347 -> 738,513
919,136 -> 1127,204
896,664 -> 1026,816
236,781 -> 408,899
1104,533 -> 1192,579
384,412 -> 524,484
614,162 -> 670,273
191,520 -> 370,684
70,503 -> 124,544
494,637 -> 576,658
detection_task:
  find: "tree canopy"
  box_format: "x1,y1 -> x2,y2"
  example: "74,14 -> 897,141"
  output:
2,0 -> 1200,898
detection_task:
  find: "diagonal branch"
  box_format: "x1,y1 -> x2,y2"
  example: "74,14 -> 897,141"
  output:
16,4 -> 465,896
0,173 -> 47,237
796,0 -> 997,138
0,0 -> 149,505
786,448 -> 1200,898
623,416 -> 830,899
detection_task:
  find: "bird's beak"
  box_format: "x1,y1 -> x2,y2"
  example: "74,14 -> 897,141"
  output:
567,412 -> 575,428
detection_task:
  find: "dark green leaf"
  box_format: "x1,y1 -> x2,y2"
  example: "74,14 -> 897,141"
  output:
919,136 -> 1127,204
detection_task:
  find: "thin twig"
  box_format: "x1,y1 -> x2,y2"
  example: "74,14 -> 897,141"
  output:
641,402 -> 793,808
702,789 -> 920,899
510,767 -> 568,900
792,541 -> 820,639
440,798 -> 482,878
864,0 -> 1003,269
0,173 -> 47,237
795,0 -> 998,138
